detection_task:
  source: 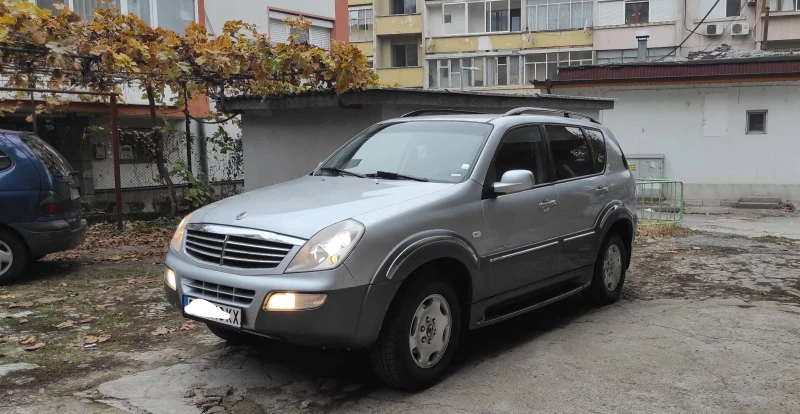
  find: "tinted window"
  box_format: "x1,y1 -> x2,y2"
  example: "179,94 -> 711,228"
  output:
546,125 -> 594,180
493,126 -> 549,185
584,129 -> 606,173
322,121 -> 492,183
0,150 -> 11,171
18,133 -> 73,178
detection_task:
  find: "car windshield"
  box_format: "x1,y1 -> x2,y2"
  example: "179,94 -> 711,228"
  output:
18,133 -> 73,179
319,121 -> 492,183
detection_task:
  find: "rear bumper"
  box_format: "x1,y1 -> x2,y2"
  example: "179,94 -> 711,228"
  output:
164,249 -> 400,349
11,219 -> 88,257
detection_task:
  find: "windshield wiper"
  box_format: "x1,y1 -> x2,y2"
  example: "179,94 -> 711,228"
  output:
367,171 -> 429,182
316,167 -> 367,178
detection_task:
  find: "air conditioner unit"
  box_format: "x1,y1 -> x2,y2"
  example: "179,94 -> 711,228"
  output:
704,23 -> 724,36
731,23 -> 750,36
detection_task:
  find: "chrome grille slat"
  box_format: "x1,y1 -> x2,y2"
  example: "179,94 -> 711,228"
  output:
183,278 -> 255,306
185,228 -> 294,269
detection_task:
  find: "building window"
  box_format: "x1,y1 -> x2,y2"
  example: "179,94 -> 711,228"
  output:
524,51 -> 592,82
33,0 -> 196,34
430,57 -> 485,88
526,0 -> 592,32
391,0 -> 416,15
392,44 -> 418,67
596,47 -> 675,64
435,0 -> 521,35
767,0 -> 799,11
625,0 -> 649,24
290,27 -> 310,43
746,111 -> 767,134
349,8 -> 373,42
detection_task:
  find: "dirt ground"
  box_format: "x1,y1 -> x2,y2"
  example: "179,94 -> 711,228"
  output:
1,215 -> 798,413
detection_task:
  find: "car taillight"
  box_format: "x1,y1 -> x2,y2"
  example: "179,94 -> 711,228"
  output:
39,191 -> 63,216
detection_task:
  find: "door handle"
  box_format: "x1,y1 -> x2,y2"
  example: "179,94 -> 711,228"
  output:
596,186 -> 609,195
539,199 -> 558,211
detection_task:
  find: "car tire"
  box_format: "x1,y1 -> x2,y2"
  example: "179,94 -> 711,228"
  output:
206,323 -> 252,345
0,230 -> 29,286
368,272 -> 462,391
586,232 -> 627,305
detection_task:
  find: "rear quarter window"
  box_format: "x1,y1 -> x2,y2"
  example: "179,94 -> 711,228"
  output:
583,128 -> 606,173
0,150 -> 12,171
18,133 -> 73,178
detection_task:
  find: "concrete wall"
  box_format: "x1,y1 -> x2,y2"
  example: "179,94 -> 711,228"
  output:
241,104 -> 600,191
558,82 -> 800,204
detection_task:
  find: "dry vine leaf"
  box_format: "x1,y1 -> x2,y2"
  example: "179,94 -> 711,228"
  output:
151,326 -> 172,336
8,301 -> 34,309
180,321 -> 197,331
22,342 -> 46,351
83,335 -> 110,345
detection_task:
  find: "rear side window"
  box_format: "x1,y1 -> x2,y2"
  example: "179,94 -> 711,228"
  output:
583,128 -> 606,172
545,125 -> 594,180
493,126 -> 550,185
0,150 -> 11,172
18,133 -> 73,178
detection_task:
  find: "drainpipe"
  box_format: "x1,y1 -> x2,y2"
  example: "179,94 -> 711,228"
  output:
762,7 -> 770,50
636,33 -> 650,61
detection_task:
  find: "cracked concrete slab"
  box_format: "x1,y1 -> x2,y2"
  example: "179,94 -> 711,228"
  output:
94,299 -> 800,414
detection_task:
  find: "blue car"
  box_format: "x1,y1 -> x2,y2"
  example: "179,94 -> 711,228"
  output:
0,130 -> 87,284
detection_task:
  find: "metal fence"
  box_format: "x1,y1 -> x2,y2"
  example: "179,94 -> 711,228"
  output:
635,179 -> 684,226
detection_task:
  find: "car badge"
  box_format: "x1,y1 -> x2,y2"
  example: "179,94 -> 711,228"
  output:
235,212 -> 248,220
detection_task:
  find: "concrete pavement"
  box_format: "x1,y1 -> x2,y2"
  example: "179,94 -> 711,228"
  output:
682,209 -> 800,241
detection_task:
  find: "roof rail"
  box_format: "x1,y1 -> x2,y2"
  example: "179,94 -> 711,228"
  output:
400,109 -> 486,118
503,107 -> 600,124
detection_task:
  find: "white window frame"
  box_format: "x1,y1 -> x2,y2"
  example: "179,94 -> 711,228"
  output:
624,0 -> 650,25
523,50 -> 593,83
437,0 -> 515,36
746,110 -> 768,135
525,0 -> 592,32
29,0 -> 199,29
349,6 -> 373,43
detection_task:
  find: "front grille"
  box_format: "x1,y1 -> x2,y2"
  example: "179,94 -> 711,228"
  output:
185,229 -> 294,269
183,278 -> 255,306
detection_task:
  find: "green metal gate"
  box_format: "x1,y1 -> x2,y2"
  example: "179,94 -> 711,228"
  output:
635,179 -> 684,225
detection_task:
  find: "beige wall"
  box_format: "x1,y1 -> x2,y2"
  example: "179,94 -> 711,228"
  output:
428,31 -> 593,54
593,24 -> 678,51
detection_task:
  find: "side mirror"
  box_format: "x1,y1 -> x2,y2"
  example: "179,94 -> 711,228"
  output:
493,170 -> 536,195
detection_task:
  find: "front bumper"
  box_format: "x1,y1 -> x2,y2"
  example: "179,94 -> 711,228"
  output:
164,249 -> 400,349
11,219 -> 88,257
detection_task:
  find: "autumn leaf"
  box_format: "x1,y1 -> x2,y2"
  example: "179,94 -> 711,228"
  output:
9,301 -> 34,309
180,321 -> 197,331
151,326 -> 172,336
19,335 -> 37,345
22,342 -> 46,351
56,320 -> 75,329
109,255 -> 123,261
83,334 -> 111,345
79,316 -> 99,324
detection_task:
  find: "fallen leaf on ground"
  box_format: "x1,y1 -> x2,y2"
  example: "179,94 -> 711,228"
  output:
83,334 -> 111,345
56,320 -> 75,329
19,319 -> 28,324
59,283 -> 68,287
8,301 -> 34,309
691,247 -> 702,250
19,335 -> 37,345
79,316 -> 99,324
180,321 -> 197,331
94,304 -> 115,310
61,306 -> 77,312
0,294 -> 16,299
22,342 -> 46,351
151,326 -> 173,336
127,278 -> 155,284
109,255 -> 123,261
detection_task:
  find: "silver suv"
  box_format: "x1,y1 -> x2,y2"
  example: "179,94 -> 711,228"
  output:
164,107 -> 637,390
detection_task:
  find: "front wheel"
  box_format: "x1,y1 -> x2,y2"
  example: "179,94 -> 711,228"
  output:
368,273 -> 461,391
0,230 -> 29,285
585,233 -> 628,305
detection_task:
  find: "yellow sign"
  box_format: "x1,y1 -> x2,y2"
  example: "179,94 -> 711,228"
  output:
629,164 -> 637,171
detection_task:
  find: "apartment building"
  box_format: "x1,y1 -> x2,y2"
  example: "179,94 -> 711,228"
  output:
348,0 -> 800,91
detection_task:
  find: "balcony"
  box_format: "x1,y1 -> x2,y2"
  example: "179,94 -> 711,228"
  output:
376,67 -> 424,88
349,0 -> 372,5
353,42 -> 375,57
427,30 -> 592,54
376,14 -> 424,35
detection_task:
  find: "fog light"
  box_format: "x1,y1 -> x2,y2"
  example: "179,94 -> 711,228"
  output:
264,292 -> 327,311
164,268 -> 177,290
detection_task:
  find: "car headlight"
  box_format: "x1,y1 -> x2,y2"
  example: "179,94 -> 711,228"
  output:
286,219 -> 365,273
169,213 -> 194,253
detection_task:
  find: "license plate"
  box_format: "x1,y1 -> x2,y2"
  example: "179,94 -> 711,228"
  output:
70,188 -> 80,200
182,296 -> 242,328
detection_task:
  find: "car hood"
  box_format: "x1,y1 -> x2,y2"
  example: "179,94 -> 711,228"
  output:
193,176 -> 453,239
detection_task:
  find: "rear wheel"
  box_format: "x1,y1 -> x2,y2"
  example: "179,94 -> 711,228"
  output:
585,233 -> 627,305
369,272 -> 461,391
0,230 -> 28,285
